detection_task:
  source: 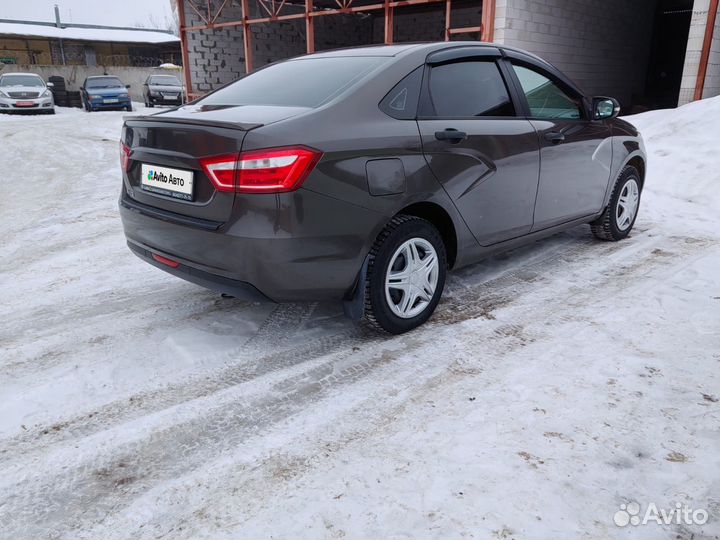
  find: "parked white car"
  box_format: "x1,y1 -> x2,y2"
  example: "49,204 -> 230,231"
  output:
0,72 -> 55,114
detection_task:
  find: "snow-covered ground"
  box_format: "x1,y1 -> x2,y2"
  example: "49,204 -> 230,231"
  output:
1,100 -> 718,540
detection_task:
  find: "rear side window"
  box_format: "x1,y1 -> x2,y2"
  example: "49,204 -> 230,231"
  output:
511,64 -> 582,119
379,66 -> 423,119
199,56 -> 387,109
423,60 -> 515,117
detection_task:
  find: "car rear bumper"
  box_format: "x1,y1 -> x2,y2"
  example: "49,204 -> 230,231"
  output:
119,190 -> 381,302
127,240 -> 271,302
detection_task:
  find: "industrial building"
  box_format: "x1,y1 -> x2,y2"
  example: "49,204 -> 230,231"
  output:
177,0 -> 719,110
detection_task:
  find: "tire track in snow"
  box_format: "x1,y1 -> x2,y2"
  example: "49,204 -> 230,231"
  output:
1,228 -> 705,460
0,230 -> 714,538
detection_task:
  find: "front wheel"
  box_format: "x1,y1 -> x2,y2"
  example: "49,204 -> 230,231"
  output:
591,165 -> 642,241
363,215 -> 447,334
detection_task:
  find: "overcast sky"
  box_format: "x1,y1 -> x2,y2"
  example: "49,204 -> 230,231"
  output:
3,0 -> 176,30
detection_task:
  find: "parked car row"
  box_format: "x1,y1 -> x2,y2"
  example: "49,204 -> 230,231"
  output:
0,71 -> 186,114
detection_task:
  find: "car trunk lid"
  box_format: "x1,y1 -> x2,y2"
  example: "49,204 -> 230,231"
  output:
122,105 -> 310,223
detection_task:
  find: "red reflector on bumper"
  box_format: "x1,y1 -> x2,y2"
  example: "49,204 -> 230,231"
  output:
152,253 -> 180,268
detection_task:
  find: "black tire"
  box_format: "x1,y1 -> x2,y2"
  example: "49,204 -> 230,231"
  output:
591,165 -> 642,241
363,215 -> 447,334
126,104 -> 133,112
48,76 -> 65,86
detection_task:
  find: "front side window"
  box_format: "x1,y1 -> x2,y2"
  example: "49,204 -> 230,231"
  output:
511,64 -> 582,119
198,56 -> 387,109
424,60 -> 515,117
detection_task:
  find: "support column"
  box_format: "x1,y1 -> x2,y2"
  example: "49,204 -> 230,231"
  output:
480,0 -> 495,42
177,0 -> 194,96
694,0 -> 719,100
306,0 -> 315,54
444,0 -> 452,40
384,0 -> 394,44
241,0 -> 254,72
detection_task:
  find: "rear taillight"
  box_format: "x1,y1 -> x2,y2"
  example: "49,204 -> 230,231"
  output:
200,146 -> 322,194
200,154 -> 238,192
119,141 -> 131,172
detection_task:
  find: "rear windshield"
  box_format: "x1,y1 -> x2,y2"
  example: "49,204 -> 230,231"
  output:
149,75 -> 181,86
198,56 -> 387,108
86,77 -> 124,88
0,75 -> 44,87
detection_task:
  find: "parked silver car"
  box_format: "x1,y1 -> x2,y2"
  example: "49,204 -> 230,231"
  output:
0,73 -> 55,114
142,74 -> 185,107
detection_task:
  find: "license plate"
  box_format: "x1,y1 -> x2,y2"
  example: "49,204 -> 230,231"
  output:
15,101 -> 34,107
141,164 -> 194,201
104,98 -> 119,104
163,95 -> 178,100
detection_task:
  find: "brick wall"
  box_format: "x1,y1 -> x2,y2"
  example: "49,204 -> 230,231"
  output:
183,0 -> 485,94
493,0 -> 657,106
678,0 -> 720,104
370,0 -> 482,42
183,0 -> 373,94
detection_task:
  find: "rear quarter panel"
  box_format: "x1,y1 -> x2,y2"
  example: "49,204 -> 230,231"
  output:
241,54 -> 480,272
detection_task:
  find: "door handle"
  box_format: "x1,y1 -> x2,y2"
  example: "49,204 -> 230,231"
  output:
544,131 -> 565,144
435,129 -> 468,143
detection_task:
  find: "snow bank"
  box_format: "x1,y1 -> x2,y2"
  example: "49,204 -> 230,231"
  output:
626,96 -> 720,215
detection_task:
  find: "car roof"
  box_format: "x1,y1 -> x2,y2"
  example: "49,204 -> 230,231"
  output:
87,75 -> 122,79
303,42 -> 583,95
303,41 -> 555,71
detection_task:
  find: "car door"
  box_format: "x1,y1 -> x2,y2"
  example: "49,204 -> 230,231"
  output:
505,58 -> 613,231
416,50 -> 541,246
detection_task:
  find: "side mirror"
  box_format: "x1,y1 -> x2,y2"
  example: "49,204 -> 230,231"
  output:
593,97 -> 620,120
125,84 -> 131,89
47,81 -> 54,88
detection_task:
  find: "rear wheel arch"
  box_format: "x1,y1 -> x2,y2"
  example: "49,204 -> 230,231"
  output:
394,202 -> 457,269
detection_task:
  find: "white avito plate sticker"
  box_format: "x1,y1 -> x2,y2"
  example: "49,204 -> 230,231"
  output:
104,98 -> 119,103
141,163 -> 194,201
